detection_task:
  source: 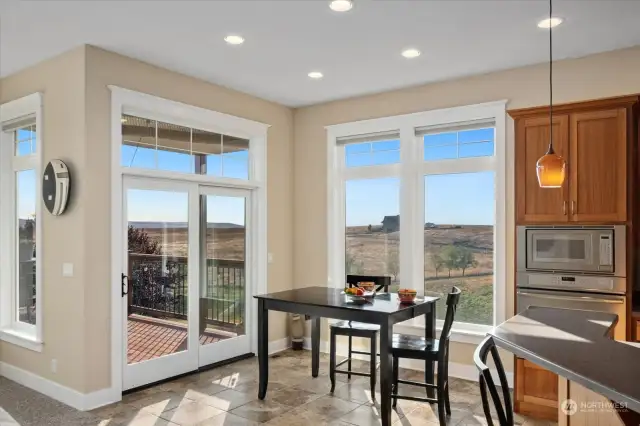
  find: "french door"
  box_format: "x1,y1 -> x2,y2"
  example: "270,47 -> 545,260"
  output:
122,176 -> 252,390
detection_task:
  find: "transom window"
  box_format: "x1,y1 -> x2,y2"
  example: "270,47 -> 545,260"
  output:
121,114 -> 250,179
328,102 -> 506,335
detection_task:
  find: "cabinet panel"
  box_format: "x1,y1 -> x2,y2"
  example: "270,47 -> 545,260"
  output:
516,115 -> 570,223
515,358 -> 559,421
570,108 -> 627,222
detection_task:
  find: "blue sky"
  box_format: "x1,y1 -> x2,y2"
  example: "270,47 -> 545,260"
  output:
345,128 -> 495,227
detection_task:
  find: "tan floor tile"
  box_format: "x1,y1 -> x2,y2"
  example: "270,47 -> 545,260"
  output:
449,379 -> 481,396
406,404 -> 471,425
332,382 -> 377,404
339,404 -> 405,426
196,412 -> 261,426
160,401 -> 225,426
268,386 -> 323,407
184,388 -> 257,412
264,407 -> 334,425
129,390 -> 195,416
229,379 -> 288,395
229,399 -> 292,423
301,395 -> 362,419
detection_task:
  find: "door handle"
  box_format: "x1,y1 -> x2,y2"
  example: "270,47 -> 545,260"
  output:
571,200 -> 576,215
517,291 -> 624,304
563,201 -> 567,215
121,273 -> 128,297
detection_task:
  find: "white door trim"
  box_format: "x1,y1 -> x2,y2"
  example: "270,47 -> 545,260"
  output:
110,87 -> 268,402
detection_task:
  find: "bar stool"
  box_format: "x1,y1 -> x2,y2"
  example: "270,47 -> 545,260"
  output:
329,274 -> 390,395
474,335 -> 514,426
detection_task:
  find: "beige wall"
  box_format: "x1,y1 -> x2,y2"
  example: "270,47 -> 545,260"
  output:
0,47 -> 89,391
0,45 -> 294,393
293,45 -> 640,372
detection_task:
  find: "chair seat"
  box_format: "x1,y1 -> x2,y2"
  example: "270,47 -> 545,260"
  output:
391,333 -> 440,358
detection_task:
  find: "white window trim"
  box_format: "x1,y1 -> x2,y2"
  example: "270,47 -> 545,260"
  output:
109,86 -> 269,398
0,93 -> 44,352
327,100 -> 508,341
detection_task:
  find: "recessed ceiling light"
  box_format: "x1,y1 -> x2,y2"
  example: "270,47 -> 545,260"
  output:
224,35 -> 245,45
401,48 -> 421,59
537,17 -> 563,29
329,0 -> 353,12
308,71 -> 324,79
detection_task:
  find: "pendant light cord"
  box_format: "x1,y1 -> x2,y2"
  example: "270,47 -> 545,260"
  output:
548,0 -> 554,154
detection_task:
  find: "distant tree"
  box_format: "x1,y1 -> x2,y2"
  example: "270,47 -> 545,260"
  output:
128,225 -> 161,255
367,224 -> 372,233
457,247 -> 478,276
386,249 -> 399,282
441,245 -> 461,277
430,252 -> 445,278
346,251 -> 364,275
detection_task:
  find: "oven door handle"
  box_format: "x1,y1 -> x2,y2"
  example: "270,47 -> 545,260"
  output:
517,291 -> 624,304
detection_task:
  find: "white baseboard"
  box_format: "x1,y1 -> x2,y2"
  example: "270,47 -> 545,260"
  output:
302,340 -> 513,388
0,361 -> 119,411
268,337 -> 291,355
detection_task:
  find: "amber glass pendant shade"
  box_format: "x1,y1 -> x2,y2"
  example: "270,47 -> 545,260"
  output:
536,147 -> 566,188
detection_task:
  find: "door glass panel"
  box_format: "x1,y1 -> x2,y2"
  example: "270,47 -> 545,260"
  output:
127,189 -> 189,364
17,170 -> 37,325
200,195 -> 246,345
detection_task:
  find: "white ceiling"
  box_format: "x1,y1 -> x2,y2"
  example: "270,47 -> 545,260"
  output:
2,0 -> 640,107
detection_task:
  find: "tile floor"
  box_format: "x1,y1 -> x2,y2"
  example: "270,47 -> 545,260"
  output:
0,350 -> 557,426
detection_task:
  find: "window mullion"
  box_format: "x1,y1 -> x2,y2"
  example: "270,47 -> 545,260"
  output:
399,127 -> 418,292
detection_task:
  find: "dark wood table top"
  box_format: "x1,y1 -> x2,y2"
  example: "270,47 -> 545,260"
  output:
255,286 -> 438,315
489,306 -> 640,414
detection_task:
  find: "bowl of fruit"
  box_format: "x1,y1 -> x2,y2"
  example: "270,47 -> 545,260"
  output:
344,287 -> 369,304
398,288 -> 418,304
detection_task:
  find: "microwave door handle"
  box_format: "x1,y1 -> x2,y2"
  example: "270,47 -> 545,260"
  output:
517,291 -> 624,304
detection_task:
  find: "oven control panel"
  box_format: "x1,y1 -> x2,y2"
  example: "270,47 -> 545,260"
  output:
517,271 -> 626,294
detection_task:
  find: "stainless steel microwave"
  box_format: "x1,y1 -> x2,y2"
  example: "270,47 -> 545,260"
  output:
517,225 -> 626,275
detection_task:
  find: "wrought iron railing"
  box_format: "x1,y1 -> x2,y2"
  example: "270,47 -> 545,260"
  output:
127,253 -> 245,334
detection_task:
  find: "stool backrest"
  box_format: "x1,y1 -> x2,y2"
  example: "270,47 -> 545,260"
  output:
437,286 -> 461,363
346,274 -> 390,293
474,335 -> 513,426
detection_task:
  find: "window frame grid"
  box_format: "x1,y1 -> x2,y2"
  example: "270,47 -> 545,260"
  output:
0,93 -> 43,351
327,100 -> 507,338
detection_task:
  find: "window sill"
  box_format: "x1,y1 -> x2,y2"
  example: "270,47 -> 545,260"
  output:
0,328 -> 43,352
327,318 -> 489,345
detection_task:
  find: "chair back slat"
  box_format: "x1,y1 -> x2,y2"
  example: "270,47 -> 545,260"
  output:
439,286 -> 461,342
346,275 -> 390,293
473,336 -> 514,426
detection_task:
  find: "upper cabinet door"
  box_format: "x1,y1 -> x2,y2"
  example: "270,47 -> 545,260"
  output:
516,115 -> 570,224
569,108 -> 627,223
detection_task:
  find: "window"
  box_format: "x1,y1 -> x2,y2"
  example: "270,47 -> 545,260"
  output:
0,93 -> 43,351
328,102 -> 506,336
121,114 -> 250,179
345,178 -> 400,283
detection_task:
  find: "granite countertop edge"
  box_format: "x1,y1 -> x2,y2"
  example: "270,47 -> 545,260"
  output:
490,307 -> 640,414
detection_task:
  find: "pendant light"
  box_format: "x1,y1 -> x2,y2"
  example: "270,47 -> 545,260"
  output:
536,0 -> 566,188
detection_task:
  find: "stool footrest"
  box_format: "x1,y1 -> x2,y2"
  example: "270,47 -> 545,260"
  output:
397,379 -> 438,389
391,393 -> 438,404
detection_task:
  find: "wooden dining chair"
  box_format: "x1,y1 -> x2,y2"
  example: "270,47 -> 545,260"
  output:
390,286 -> 461,426
329,274 -> 391,395
473,335 -> 514,426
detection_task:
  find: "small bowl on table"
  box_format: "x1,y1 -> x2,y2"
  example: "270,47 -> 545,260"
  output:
398,289 -> 417,304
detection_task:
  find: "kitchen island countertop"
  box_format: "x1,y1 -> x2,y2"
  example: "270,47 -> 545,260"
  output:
489,306 -> 640,413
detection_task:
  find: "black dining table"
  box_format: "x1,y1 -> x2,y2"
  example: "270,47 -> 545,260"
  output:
254,286 -> 439,426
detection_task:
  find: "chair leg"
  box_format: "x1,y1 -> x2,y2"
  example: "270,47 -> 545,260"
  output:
437,360 -> 447,426
444,351 -> 451,415
392,355 -> 399,409
329,330 -> 337,392
347,335 -> 353,380
370,333 -> 377,397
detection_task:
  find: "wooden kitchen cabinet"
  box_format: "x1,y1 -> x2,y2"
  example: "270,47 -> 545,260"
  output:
515,358 -> 559,421
570,108 -> 627,222
512,96 -> 637,225
515,115 -> 570,223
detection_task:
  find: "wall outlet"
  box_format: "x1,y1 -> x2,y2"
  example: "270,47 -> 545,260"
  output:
51,359 -> 57,373
62,263 -> 73,277
268,253 -> 274,264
